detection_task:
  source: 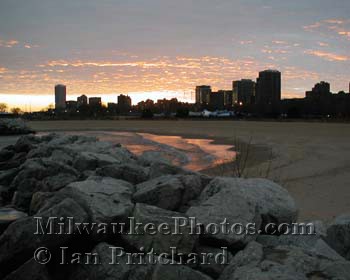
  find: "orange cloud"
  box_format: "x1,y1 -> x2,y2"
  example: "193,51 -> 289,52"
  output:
304,50 -> 349,61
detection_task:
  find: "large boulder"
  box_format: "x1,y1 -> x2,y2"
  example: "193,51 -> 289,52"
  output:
3,258 -> 50,280
199,177 -> 298,229
0,118 -> 34,135
186,183 -> 261,249
134,175 -> 184,211
148,161 -> 189,179
219,241 -> 350,280
122,203 -> 198,255
326,214 -> 350,260
0,207 -> 27,234
61,176 -> 134,226
96,163 -> 149,184
70,242 -> 213,280
0,198 -> 89,277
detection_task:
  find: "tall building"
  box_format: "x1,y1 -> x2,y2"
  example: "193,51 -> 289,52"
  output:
256,70 -> 281,114
89,97 -> 102,107
209,91 -> 225,110
195,85 -> 211,105
77,95 -> 88,107
219,90 -> 234,108
232,79 -> 256,106
55,84 -> 66,110
118,94 -> 132,114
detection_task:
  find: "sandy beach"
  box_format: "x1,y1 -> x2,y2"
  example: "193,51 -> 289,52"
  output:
23,120 -> 350,222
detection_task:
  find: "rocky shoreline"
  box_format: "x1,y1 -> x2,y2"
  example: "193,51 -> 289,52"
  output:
0,118 -> 34,136
0,133 -> 349,279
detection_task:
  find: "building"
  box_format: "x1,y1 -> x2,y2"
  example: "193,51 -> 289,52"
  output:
305,81 -> 331,98
232,79 -> 255,106
195,85 -> 211,105
256,70 -> 281,115
107,102 -> 118,114
89,97 -> 102,107
117,94 -> 132,114
55,84 -> 66,110
77,95 -> 88,107
219,90 -> 234,108
65,101 -> 77,113
209,91 -> 225,110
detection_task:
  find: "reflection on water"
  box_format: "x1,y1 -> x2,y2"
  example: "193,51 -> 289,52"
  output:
62,131 -> 235,171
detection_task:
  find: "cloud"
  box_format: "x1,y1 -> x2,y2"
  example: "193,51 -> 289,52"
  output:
0,39 -> 19,48
304,19 -> 350,40
304,50 -> 349,62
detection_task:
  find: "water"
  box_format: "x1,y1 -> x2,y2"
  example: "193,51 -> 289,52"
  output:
0,131 -> 236,171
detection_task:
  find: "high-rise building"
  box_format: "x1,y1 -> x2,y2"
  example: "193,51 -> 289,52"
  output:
232,79 -> 256,106
55,84 -> 66,110
256,70 -> 281,114
209,91 -> 225,110
195,85 -> 211,105
89,97 -> 102,107
118,94 -> 132,114
218,90 -> 234,108
77,95 -> 88,107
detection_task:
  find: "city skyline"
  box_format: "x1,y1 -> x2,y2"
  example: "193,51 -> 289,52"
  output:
1,0 -> 350,110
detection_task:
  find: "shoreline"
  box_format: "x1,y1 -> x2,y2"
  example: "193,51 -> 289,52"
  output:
17,120 -> 350,221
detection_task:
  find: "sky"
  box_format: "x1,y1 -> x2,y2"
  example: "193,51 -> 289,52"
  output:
0,0 -> 349,110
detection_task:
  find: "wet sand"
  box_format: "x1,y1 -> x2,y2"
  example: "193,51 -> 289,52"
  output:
22,120 -> 350,221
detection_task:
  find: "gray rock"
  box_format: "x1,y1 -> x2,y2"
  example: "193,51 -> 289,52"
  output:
96,163 -> 149,184
61,176 -> 134,225
0,198 -> 88,276
73,151 -> 121,171
199,177 -> 298,230
0,118 -> 34,136
219,241 -> 350,280
219,241 -> 264,280
326,214 -> 350,260
134,175 -> 184,211
0,168 -> 19,187
186,186 -> 261,248
3,258 -> 50,280
152,263 -> 213,280
122,203 -> 198,255
0,207 -> 27,235
149,161 -> 188,179
194,245 -> 233,278
257,234 -> 344,261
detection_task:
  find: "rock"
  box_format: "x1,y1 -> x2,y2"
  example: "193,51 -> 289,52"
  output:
71,242 -> 213,280
122,203 -> 198,255
149,161 -> 189,179
61,176 -> 134,225
326,214 -> 350,260
0,184 -> 14,205
73,151 -> 121,171
257,234 -> 344,261
0,149 -> 14,162
193,244 -> 234,278
0,207 -> 28,235
3,258 -> 50,280
0,198 -> 89,276
0,118 -> 34,136
10,158 -> 79,210
219,242 -> 350,280
96,163 -> 149,184
199,177 -> 298,230
0,168 -> 19,187
219,241 -> 264,280
13,135 -> 39,153
186,185 -> 261,249
0,152 -> 27,171
152,263 -> 213,280
134,175 -> 184,211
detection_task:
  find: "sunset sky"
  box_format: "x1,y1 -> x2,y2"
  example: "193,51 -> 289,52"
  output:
0,0 -> 350,110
